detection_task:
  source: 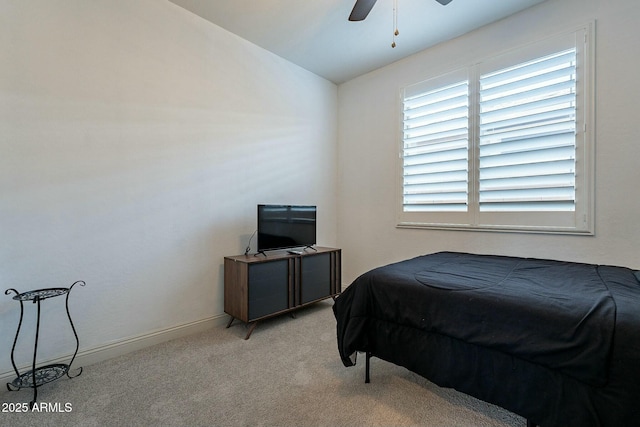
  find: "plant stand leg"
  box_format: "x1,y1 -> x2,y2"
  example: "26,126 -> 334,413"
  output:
30,296 -> 42,408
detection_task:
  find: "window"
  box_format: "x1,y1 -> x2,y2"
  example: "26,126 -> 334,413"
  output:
398,25 -> 594,234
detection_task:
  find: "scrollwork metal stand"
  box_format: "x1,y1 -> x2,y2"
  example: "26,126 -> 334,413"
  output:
5,281 -> 85,408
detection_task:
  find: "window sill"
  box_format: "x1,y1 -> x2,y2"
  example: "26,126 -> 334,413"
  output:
396,222 -> 594,236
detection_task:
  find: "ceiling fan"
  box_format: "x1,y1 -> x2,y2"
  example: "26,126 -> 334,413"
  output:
349,0 -> 453,21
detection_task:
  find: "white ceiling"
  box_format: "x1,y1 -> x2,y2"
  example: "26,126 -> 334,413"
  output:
168,0 -> 548,84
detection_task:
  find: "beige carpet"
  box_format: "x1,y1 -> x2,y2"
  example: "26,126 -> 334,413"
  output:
0,300 -> 524,426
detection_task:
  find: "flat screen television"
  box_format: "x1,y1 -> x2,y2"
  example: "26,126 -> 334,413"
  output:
257,204 -> 316,252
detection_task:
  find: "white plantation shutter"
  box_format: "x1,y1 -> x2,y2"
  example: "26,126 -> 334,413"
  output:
402,78 -> 469,212
398,25 -> 593,233
479,49 -> 577,212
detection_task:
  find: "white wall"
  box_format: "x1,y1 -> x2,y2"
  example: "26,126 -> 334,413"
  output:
0,0 -> 337,375
337,0 -> 640,283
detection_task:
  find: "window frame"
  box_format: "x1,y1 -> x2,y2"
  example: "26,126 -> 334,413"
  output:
396,24 -> 595,235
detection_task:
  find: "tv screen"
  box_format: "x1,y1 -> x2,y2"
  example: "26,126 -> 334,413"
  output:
257,205 -> 316,252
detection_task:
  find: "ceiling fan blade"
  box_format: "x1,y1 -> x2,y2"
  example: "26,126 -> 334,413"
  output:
349,0 -> 378,21
435,0 -> 453,5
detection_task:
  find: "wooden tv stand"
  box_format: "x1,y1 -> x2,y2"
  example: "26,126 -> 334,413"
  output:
224,246 -> 341,339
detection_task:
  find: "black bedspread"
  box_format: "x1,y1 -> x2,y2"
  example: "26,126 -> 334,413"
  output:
334,252 -> 640,426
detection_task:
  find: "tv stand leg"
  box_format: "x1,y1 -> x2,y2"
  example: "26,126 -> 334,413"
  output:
226,316 -> 258,340
226,316 -> 235,328
244,322 -> 258,340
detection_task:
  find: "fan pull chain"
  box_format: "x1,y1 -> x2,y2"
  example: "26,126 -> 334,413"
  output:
392,0 -> 399,48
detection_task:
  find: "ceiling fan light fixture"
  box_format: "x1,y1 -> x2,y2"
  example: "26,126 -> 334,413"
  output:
349,0 -> 453,47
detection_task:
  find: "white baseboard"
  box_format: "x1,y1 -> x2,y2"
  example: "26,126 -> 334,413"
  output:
1,314 -> 228,384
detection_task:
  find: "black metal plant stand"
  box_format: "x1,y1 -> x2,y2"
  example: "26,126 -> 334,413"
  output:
5,281 -> 85,407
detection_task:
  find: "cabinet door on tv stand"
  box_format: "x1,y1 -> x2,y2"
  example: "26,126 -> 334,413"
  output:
248,259 -> 290,321
300,252 -> 331,304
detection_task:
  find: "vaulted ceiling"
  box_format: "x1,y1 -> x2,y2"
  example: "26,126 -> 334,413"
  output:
168,0 -> 548,84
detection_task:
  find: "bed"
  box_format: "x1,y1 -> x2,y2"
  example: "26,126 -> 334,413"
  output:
333,251 -> 640,427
